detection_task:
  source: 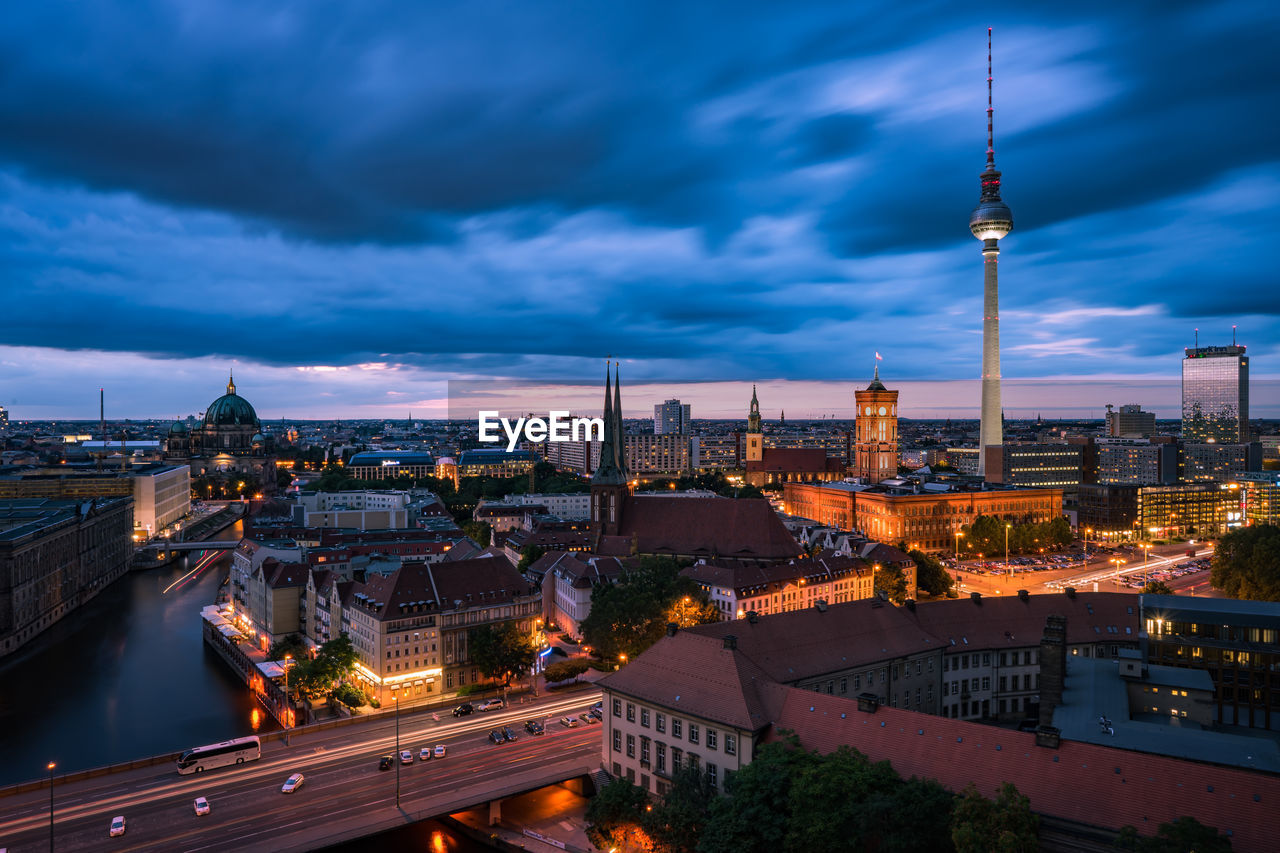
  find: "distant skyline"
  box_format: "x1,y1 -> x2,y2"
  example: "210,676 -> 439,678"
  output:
1,3 -> 1277,417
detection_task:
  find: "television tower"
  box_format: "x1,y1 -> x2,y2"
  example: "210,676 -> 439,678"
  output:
970,28 -> 1013,478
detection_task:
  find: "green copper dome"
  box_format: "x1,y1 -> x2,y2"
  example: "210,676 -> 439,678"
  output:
168,420 -> 188,434
204,372 -> 259,427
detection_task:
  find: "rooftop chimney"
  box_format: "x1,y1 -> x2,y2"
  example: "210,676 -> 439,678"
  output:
746,610 -> 758,624
1063,587 -> 1076,599
905,598 -> 916,612
666,622 -> 678,637
723,634 -> 737,650
970,591 -> 982,604
815,599 -> 828,612
1038,614 -> 1068,730
1017,589 -> 1029,601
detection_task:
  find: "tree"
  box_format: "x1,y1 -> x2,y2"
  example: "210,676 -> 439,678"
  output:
291,636 -> 359,699
909,549 -> 954,598
950,783 -> 1038,853
460,520 -> 492,548
875,563 -> 908,604
1112,816 -> 1233,853
644,764 -> 714,853
543,659 -> 590,683
1210,523 -> 1280,600
586,778 -> 652,852
517,544 -> 546,572
580,558 -> 718,660
701,737 -> 806,853
468,621 -> 536,687
1141,580 -> 1174,595
268,634 -> 308,661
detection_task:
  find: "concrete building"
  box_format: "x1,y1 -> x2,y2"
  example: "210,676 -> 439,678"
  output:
681,554 -> 875,621
533,551 -> 626,638
346,450 -> 436,481
0,497 -> 134,657
455,448 -> 537,482
131,464 -> 191,535
624,433 -> 691,477
506,492 -> 590,520
1182,344 -> 1249,444
1143,594 -> 1280,729
0,463 -> 190,536
690,435 -> 739,471
653,399 -> 691,435
1181,442 -> 1262,483
1095,438 -> 1177,485
293,490 -> 411,530
1105,404 -> 1157,437
983,443 -> 1084,489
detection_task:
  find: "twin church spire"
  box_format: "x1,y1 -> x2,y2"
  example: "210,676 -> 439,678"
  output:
592,361 -> 629,485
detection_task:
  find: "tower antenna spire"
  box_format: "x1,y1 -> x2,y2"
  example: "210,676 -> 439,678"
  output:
987,26 -> 995,167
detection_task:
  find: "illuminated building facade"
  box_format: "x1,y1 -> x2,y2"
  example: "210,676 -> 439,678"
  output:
1137,483 -> 1237,538
1237,472 -> 1280,526
853,368 -> 899,482
166,372 -> 278,493
1180,442 -> 1262,483
346,450 -> 436,480
983,443 -> 1084,488
1105,404 -> 1156,437
1182,345 -> 1249,444
653,399 -> 691,435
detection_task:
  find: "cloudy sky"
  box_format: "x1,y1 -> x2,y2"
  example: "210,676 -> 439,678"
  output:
1,1 -> 1276,421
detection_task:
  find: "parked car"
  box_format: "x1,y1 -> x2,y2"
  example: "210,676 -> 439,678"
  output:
281,773 -> 305,794
560,716 -> 579,728
452,703 -> 474,717
488,729 -> 506,744
434,744 -> 446,758
400,750 -> 413,765
579,712 -> 599,725
476,698 -> 505,712
589,706 -> 603,720
502,725 -> 519,742
419,747 -> 431,761
194,797 -> 210,816
378,755 -> 394,771
109,816 -> 127,837
524,720 -> 545,735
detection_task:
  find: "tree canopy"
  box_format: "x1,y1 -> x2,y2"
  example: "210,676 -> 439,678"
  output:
1140,580 -> 1174,595
910,549 -> 956,598
874,562 -> 909,604
951,782 -> 1039,853
1210,523 -> 1280,601
959,514 -> 1072,557
288,635 -> 359,700
1112,816 -> 1233,852
580,557 -> 718,660
468,621 -> 537,686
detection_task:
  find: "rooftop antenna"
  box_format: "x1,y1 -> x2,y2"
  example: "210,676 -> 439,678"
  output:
1194,328 -> 1199,349
1233,324 -> 1237,346
98,388 -> 105,472
986,26 -> 995,168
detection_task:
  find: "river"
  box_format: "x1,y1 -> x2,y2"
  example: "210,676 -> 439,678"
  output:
0,519 -> 280,787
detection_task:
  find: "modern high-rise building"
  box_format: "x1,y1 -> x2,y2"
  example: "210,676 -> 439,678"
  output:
970,29 -> 1013,478
1182,345 -> 1249,444
653,399 -> 691,435
0,405 -> 8,427
1105,404 -> 1156,437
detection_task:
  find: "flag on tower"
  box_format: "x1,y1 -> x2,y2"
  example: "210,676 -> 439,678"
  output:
875,352 -> 883,361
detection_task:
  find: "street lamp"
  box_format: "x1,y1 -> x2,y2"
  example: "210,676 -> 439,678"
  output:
1005,523 -> 1011,579
283,654 -> 293,746
1142,544 -> 1152,585
393,690 -> 401,808
47,761 -> 55,853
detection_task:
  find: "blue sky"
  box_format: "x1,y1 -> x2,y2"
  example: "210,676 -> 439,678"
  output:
1,1 -> 1276,420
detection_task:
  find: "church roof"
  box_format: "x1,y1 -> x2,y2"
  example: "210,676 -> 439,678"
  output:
599,494 -> 802,561
204,373 -> 259,427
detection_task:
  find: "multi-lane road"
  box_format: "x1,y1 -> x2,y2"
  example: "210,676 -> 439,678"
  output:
0,691 -> 601,853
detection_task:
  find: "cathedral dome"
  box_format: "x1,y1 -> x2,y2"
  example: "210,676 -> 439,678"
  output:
204,373 -> 259,427
169,420 -> 188,434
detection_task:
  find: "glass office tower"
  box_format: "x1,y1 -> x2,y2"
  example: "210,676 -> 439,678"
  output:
1182,346 -> 1249,444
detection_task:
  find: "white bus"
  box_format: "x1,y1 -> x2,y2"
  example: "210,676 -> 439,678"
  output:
176,736 -> 262,774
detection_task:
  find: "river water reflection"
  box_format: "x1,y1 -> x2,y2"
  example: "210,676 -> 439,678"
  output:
0,520 -> 278,787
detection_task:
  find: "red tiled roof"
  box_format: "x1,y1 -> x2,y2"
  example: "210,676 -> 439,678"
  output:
909,591 -> 1139,650
261,558 -> 308,588
770,691 -> 1280,852
599,632 -> 788,732
682,554 -> 872,594
746,447 -> 843,473
689,597 -> 939,681
352,555 -> 534,621
601,495 -> 801,561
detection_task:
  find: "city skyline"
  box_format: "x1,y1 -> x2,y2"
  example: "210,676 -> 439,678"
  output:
2,2 -> 1278,418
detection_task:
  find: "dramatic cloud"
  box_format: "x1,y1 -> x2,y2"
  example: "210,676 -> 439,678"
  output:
0,1 -> 1276,418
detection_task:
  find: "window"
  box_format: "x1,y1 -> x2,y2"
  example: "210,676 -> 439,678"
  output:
641,737 -> 651,765
982,653 -> 990,666
613,698 -> 622,717
707,729 -> 717,750
626,734 -> 635,758
840,678 -> 847,694
612,730 -> 621,753
672,748 -> 683,771
672,718 -> 682,739
641,709 -> 650,728
982,677 -> 990,691
999,676 -> 1007,692
656,741 -> 666,774
626,703 -> 635,722
724,734 -> 736,756
707,762 -> 718,789
689,724 -> 700,744
656,713 -> 666,733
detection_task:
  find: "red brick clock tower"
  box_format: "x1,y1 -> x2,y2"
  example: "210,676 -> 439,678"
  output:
854,364 -> 899,482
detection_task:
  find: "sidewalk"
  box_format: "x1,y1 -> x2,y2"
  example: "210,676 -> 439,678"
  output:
451,784 -> 600,853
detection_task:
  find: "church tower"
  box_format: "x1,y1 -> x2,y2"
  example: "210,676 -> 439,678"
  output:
591,363 -> 631,538
854,365 -> 899,481
745,385 -> 763,463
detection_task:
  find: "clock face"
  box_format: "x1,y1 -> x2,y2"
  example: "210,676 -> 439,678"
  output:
864,406 -> 872,416
878,406 -> 887,416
